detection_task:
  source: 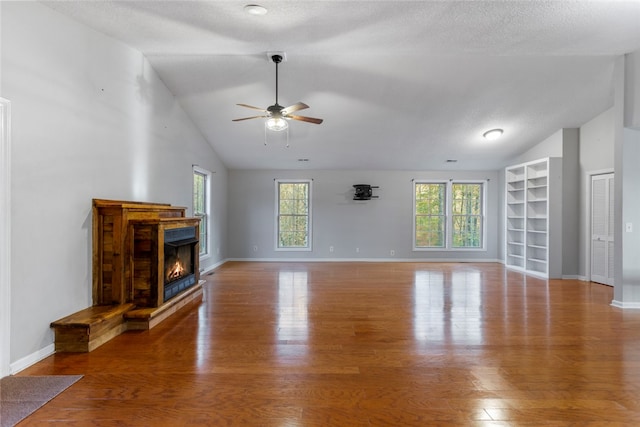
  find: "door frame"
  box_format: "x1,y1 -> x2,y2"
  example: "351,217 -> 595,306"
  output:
0,98 -> 11,377
586,168 -> 614,284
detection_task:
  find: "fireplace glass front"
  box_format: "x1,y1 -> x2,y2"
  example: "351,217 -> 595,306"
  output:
164,227 -> 198,302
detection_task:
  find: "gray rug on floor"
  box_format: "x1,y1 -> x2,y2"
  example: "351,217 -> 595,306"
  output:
0,375 -> 82,427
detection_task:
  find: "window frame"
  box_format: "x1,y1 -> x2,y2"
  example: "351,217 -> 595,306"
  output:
413,180 -> 486,251
193,166 -> 211,258
274,179 -> 313,251
413,181 -> 447,249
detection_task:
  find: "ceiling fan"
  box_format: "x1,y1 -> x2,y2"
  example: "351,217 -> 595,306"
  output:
233,54 -> 323,131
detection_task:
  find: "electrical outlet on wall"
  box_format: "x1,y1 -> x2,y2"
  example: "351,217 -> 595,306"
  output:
390,250 -> 395,256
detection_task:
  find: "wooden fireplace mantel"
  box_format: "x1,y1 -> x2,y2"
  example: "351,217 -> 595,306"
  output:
92,199 -> 190,305
50,199 -> 204,353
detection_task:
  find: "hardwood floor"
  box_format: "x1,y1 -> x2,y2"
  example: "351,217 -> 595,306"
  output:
18,262 -> 640,426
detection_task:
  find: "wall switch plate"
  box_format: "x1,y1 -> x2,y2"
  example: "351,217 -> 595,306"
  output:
626,223 -> 633,232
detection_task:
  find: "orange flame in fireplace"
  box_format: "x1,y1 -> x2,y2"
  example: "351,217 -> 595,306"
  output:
167,258 -> 185,281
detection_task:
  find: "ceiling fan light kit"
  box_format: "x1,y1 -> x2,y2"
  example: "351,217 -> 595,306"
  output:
483,128 -> 504,140
264,119 -> 289,147
266,117 -> 288,131
233,51 -> 323,140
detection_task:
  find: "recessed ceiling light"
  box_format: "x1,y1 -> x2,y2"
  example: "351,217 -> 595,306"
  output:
483,128 -> 504,141
244,4 -> 267,15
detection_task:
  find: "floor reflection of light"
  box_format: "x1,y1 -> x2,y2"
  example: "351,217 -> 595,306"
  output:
195,303 -> 210,371
450,271 -> 483,344
414,271 -> 444,342
413,269 -> 483,345
278,271 -> 309,342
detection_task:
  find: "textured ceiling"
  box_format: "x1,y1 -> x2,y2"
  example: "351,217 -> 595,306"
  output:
43,0 -> 640,171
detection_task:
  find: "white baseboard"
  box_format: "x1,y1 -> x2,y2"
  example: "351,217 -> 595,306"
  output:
201,259 -> 227,274
10,343 -> 55,374
611,300 -> 640,309
227,257 -> 502,263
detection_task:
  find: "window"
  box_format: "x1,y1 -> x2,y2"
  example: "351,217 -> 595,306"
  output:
414,183 -> 446,248
193,166 -> 210,257
413,180 -> 484,250
451,183 -> 483,248
275,179 -> 312,250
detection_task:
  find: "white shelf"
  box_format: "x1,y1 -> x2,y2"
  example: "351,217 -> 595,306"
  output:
528,244 -> 547,249
505,157 -> 561,278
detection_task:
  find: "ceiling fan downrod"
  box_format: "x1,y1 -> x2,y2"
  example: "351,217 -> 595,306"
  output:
272,54 -> 283,107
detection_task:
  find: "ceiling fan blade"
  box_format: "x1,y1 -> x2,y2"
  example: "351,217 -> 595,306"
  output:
236,103 -> 267,112
281,102 -> 309,115
232,115 -> 267,122
287,115 -> 323,125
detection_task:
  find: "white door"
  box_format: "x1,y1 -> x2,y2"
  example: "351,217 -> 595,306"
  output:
591,173 -> 614,285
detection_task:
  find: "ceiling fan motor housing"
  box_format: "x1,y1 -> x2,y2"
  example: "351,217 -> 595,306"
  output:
267,51 -> 287,63
232,50 -> 323,126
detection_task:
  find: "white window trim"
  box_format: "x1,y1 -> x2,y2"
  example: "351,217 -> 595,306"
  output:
193,165 -> 212,260
274,179 -> 313,252
412,180 -> 448,250
413,179 -> 487,251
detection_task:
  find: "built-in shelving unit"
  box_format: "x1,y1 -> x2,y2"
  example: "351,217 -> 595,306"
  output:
505,165 -> 526,269
505,158 -> 562,278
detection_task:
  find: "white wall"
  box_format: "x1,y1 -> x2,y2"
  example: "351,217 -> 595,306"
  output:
2,3 -> 227,369
613,52 -> 640,307
511,130 -> 564,165
0,98 -> 10,377
620,128 -> 640,303
580,108 -> 615,172
625,50 -> 640,129
228,169 -> 499,261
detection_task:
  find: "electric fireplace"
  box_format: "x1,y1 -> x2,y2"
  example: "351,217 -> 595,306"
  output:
129,216 -> 201,308
163,226 -> 198,302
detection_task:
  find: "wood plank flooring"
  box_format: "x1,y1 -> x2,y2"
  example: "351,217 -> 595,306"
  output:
17,262 -> 640,426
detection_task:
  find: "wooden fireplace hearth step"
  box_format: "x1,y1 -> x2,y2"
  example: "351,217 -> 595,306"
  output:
124,280 -> 204,330
51,281 -> 204,352
50,303 -> 135,353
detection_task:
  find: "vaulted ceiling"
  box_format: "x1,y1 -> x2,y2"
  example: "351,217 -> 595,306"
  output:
43,1 -> 640,170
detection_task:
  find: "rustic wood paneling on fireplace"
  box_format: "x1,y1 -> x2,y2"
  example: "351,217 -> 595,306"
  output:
51,200 -> 203,352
